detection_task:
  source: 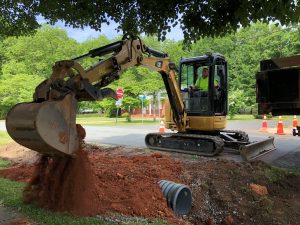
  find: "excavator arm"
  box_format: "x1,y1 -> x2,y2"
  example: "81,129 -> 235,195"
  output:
6,36 -> 186,156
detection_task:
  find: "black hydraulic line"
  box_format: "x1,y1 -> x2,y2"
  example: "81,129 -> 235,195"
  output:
145,47 -> 168,58
72,41 -> 123,61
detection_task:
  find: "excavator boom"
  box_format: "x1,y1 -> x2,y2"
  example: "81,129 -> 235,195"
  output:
6,36 -> 186,156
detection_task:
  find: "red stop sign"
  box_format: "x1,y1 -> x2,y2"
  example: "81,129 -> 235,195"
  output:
116,88 -> 124,99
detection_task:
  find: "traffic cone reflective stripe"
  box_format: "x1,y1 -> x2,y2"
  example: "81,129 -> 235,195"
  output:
159,120 -> 165,133
260,114 -> 268,132
276,115 -> 285,135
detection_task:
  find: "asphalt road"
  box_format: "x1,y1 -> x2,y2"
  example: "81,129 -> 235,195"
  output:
1,120 -> 300,168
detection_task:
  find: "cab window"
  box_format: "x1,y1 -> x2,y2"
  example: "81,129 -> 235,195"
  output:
180,64 -> 194,90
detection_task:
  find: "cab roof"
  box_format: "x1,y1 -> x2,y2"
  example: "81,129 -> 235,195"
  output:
180,53 -> 225,64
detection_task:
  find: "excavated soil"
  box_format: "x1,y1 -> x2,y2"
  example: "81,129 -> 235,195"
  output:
21,144 -> 184,224
7,218 -> 32,225
0,164 -> 35,182
0,143 -> 39,164
0,136 -> 299,224
185,160 -> 300,225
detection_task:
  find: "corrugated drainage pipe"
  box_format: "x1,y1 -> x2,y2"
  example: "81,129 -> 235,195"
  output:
159,180 -> 192,215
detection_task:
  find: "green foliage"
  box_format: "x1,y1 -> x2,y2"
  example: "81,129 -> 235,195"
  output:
1,26 -> 78,78
1,1 -> 300,44
228,90 -> 247,119
286,168 -> 300,175
253,113 -> 273,120
96,99 -> 116,117
0,23 -> 299,118
264,166 -> 300,183
0,74 -> 43,118
0,131 -> 12,146
0,158 -> 11,169
264,167 -> 286,183
257,196 -> 274,213
121,112 -> 131,122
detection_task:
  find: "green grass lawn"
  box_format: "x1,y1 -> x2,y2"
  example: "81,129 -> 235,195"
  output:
0,158 -> 11,169
77,114 -> 258,125
0,131 -> 12,145
227,114 -> 254,121
226,114 -> 298,121
270,115 -> 297,121
0,177 -> 168,225
78,114 -> 297,123
76,114 -> 160,126
0,177 -> 113,225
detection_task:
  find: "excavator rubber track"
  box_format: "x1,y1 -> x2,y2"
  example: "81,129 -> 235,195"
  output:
145,132 -> 224,156
145,130 -> 276,161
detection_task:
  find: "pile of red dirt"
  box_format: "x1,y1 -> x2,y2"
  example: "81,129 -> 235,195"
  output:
21,143 -> 183,223
0,143 -> 39,164
0,164 -> 35,182
7,218 -> 32,225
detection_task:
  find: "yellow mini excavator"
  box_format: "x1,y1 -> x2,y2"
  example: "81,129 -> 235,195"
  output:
5,36 -> 275,160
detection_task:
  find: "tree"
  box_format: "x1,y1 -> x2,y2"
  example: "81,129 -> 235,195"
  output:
1,23 -> 299,118
0,26 -> 79,117
228,90 -> 247,119
94,66 -> 165,119
1,1 -> 299,42
1,25 -> 78,78
0,74 -> 43,118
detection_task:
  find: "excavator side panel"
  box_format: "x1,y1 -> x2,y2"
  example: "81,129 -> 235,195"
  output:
187,116 -> 226,131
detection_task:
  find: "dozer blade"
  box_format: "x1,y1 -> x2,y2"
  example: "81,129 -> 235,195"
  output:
240,136 -> 276,161
6,94 -> 79,157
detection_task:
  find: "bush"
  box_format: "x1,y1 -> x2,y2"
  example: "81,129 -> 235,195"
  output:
121,112 -> 131,122
109,108 -> 122,118
228,90 -> 247,119
253,113 -> 272,119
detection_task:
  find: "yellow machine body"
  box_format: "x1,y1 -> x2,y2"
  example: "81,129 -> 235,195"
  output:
164,99 -> 226,131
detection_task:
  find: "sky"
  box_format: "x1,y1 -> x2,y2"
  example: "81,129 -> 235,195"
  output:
36,16 -> 184,42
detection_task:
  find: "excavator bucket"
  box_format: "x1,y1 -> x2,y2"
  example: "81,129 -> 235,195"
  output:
240,136 -> 276,161
6,94 -> 79,157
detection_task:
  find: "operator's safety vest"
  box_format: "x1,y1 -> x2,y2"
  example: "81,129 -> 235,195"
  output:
195,77 -> 218,91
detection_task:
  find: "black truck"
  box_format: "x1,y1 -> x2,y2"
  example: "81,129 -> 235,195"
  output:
256,54 -> 300,116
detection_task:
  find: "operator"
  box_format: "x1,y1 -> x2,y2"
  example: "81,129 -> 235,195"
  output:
194,67 -> 219,91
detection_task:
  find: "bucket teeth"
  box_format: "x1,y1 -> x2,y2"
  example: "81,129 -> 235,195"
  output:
6,94 -> 79,156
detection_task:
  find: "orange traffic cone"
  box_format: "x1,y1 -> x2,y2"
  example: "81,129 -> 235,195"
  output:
260,114 -> 268,132
292,115 -> 298,136
159,120 -> 165,133
293,115 -> 298,127
276,115 -> 285,135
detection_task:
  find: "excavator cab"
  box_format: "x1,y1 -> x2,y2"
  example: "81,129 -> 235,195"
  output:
164,54 -> 228,131
161,53 -> 276,160
179,54 -> 228,117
